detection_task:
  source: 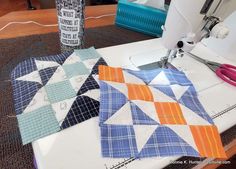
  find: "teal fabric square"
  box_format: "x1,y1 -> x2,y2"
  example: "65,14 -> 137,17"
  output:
63,62 -> 89,78
74,47 -> 100,61
17,105 -> 60,145
45,80 -> 76,103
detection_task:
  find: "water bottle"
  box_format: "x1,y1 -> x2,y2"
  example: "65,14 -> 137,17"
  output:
55,0 -> 85,52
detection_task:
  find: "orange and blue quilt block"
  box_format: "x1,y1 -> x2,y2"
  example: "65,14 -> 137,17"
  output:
99,65 -> 226,158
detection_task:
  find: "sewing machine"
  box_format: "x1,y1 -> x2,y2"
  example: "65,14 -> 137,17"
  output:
32,1 -> 236,169
162,0 -> 236,66
136,0 -> 236,69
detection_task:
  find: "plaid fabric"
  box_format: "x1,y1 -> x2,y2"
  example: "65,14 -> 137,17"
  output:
137,126 -> 199,157
61,95 -> 99,129
17,105 -> 60,145
39,67 -> 58,85
11,58 -> 37,80
130,101 -> 158,125
12,80 -> 42,115
125,68 -> 192,85
99,65 -> 226,158
101,125 -> 138,158
11,47 -> 107,144
36,51 -> 72,65
77,74 -> 100,95
99,81 -> 128,124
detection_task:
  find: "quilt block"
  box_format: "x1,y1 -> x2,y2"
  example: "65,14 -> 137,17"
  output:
11,47 -> 107,145
99,65 -> 226,158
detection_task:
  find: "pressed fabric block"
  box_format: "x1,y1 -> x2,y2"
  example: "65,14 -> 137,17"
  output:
99,65 -> 226,159
11,47 -> 107,144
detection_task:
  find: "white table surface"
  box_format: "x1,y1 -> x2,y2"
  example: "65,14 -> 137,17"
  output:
32,38 -> 236,169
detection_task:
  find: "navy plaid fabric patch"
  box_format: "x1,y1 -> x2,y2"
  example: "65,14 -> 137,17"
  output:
11,58 -> 37,79
36,51 -> 73,65
77,74 -> 100,95
12,80 -> 42,115
39,67 -> 58,85
61,96 -> 99,129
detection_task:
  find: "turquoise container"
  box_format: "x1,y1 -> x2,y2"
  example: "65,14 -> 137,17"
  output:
115,0 -> 168,37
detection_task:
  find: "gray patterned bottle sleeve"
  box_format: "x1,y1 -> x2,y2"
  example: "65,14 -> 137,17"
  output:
55,0 -> 85,52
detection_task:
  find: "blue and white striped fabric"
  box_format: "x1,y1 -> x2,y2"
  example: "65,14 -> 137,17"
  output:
11,47 -> 107,145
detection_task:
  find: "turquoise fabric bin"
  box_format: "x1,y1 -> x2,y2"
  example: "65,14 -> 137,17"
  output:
115,0 -> 168,37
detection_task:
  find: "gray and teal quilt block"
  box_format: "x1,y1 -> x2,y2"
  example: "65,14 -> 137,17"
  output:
11,47 -> 107,145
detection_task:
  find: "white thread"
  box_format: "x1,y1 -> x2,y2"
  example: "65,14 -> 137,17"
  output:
0,13 -> 116,33
85,13 -> 116,20
7,115 -> 17,118
0,21 -> 58,32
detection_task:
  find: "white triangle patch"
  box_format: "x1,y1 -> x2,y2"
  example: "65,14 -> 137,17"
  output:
170,84 -> 189,100
105,81 -> 128,98
149,71 -> 170,85
104,102 -> 133,125
83,58 -> 99,70
166,125 -> 198,152
63,52 -> 81,65
81,89 -> 100,101
149,86 -> 176,102
51,97 -> 77,125
47,66 -> 67,84
179,104 -> 211,125
69,75 -> 88,93
92,74 -> 99,84
35,60 -> 59,70
23,87 -> 50,113
133,125 -> 158,152
131,100 -> 160,123
16,71 -> 42,84
122,71 -> 145,85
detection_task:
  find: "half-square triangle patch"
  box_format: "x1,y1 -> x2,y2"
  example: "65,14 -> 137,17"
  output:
131,100 -> 160,124
138,126 -> 199,157
149,71 -> 170,85
130,101 -> 158,125
124,69 -> 161,84
133,125 -> 159,152
77,74 -> 99,95
104,102 -> 133,125
61,95 -> 99,129
91,57 -> 108,75
170,84 -> 190,100
39,67 -> 58,85
99,81 -> 128,124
